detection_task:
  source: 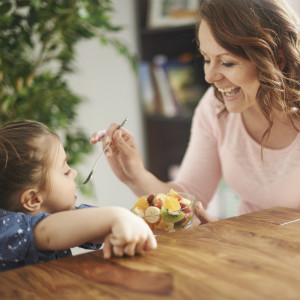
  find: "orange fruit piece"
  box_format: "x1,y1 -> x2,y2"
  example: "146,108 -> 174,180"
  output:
154,218 -> 174,232
133,196 -> 149,211
168,189 -> 182,200
164,196 -> 180,211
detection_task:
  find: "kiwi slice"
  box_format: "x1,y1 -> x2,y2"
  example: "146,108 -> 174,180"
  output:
161,206 -> 185,223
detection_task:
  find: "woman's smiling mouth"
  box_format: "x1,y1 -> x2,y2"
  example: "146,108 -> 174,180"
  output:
218,86 -> 241,97
218,87 -> 241,97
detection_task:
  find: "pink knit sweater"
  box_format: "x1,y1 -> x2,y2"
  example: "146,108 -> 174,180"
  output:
175,87 -> 300,215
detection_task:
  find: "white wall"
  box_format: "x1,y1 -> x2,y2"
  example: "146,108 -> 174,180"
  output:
67,0 -> 143,209
286,0 -> 300,17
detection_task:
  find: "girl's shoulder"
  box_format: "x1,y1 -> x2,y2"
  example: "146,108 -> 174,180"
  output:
0,209 -> 67,272
0,209 -> 50,235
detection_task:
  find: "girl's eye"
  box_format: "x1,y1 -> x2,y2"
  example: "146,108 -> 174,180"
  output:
203,59 -> 210,64
65,169 -> 71,176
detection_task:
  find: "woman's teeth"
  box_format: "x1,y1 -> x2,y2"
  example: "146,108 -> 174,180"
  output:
218,87 -> 240,97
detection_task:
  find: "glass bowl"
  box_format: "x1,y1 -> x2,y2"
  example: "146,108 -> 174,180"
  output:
132,192 -> 196,235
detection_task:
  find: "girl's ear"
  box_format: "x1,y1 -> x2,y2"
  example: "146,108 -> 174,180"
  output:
277,49 -> 287,71
20,189 -> 43,213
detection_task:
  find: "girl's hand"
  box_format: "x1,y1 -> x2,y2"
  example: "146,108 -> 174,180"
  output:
102,210 -> 157,259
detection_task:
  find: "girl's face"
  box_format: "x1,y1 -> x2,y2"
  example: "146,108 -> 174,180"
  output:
40,141 -> 78,214
198,20 -> 260,113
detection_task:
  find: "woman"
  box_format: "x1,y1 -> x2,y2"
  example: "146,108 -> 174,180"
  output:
92,0 -> 300,222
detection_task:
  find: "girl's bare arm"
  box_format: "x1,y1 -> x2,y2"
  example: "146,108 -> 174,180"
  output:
33,206 -> 157,258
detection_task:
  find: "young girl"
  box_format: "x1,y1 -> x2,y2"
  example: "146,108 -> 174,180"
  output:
0,120 -> 157,272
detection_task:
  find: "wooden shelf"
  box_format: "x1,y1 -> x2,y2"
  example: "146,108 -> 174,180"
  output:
136,0 -> 207,180
136,0 -> 199,61
144,115 -> 192,181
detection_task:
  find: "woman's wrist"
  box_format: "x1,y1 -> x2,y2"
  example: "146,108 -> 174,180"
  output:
126,170 -> 170,197
125,169 -> 151,196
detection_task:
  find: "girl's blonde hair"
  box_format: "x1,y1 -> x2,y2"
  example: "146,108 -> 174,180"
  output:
0,120 -> 59,211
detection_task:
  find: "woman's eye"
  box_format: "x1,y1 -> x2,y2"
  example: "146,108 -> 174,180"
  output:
222,62 -> 235,67
203,59 -> 210,64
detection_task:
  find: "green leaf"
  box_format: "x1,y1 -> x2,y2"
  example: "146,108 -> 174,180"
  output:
0,3 -> 11,15
0,0 -> 137,197
16,1 -> 31,8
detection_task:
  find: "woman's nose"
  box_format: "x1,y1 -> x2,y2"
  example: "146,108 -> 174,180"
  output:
204,64 -> 223,84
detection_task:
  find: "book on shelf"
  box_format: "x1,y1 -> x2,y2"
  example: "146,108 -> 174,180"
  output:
138,62 -> 157,115
138,53 -> 206,117
164,55 -> 206,116
138,59 -> 176,116
152,55 -> 179,117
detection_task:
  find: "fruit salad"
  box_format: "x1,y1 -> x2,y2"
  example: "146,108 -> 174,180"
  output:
132,189 -> 196,235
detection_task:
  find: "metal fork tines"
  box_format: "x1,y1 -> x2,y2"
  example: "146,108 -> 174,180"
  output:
80,118 -> 128,186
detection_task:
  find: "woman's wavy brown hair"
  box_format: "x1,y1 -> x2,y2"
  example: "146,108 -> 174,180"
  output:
0,120 -> 59,211
198,0 -> 300,147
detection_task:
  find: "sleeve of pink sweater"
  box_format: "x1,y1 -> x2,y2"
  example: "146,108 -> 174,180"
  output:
174,87 -> 222,209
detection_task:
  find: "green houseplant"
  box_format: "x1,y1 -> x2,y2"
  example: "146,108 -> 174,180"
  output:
0,0 -> 136,192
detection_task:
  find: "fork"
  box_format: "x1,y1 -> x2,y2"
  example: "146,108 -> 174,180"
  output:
79,118 -> 128,186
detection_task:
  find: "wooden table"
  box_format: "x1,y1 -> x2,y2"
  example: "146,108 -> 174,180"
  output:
0,207 -> 299,300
